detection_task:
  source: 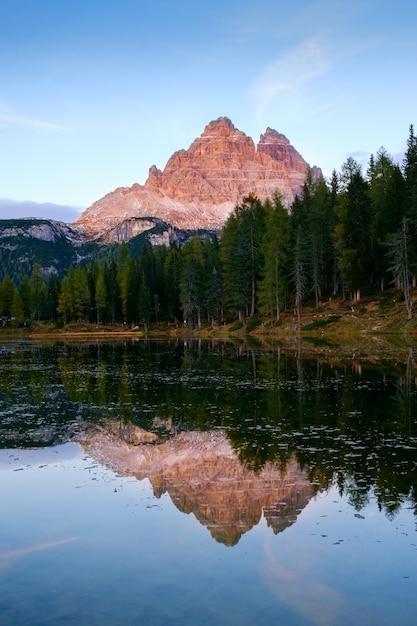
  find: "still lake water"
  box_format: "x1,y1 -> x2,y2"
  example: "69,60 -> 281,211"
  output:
0,338 -> 416,625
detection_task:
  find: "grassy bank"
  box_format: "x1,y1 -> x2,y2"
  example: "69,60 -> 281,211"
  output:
2,289 -> 417,347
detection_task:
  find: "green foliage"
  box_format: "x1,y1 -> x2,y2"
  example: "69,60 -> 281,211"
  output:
229,321 -> 243,332
0,219 -> 98,282
258,194 -> 291,321
221,195 -> 265,319
335,164 -> 373,299
301,316 -> 341,331
245,316 -> 262,332
1,124 -> 415,326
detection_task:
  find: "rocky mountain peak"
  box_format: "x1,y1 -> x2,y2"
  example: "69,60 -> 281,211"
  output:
258,127 -> 290,146
75,117 -> 321,239
201,116 -> 237,137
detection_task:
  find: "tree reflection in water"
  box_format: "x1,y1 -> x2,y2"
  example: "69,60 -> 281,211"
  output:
0,338 -> 416,527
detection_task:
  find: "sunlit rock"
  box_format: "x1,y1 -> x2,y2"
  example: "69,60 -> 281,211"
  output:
74,117 -> 321,238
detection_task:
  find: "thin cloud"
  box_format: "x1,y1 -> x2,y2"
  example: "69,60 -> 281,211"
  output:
251,36 -> 332,123
0,106 -> 73,132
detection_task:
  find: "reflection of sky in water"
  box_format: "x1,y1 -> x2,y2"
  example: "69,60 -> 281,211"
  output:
1,444 -> 416,626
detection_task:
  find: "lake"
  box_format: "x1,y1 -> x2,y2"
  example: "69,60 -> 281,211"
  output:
0,338 -> 416,625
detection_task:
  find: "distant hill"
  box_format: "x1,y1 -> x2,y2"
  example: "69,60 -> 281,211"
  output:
0,217 -> 209,283
0,219 -> 91,282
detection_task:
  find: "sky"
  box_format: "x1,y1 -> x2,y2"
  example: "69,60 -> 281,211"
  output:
1,0 -> 416,222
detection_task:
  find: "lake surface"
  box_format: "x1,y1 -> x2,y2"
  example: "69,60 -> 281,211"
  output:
1,338 -> 416,625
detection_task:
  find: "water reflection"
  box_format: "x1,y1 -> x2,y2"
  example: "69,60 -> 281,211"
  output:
1,338 -> 417,538
76,424 -> 315,546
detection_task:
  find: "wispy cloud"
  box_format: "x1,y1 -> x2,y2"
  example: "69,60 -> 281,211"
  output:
251,35 -> 332,123
0,105 -> 73,132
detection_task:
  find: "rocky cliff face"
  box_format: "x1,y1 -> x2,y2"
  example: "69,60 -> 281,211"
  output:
0,218 -> 92,280
0,219 -> 82,244
76,424 -> 316,546
75,117 -> 320,238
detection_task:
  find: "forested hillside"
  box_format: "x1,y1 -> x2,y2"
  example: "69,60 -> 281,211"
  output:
1,126 -> 416,329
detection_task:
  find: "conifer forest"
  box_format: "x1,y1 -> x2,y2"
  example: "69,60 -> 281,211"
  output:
1,126 -> 417,328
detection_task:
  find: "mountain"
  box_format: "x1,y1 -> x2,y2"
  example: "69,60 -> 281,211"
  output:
0,218 -> 93,282
0,117 -> 320,281
75,116 -> 321,238
0,216 -> 205,282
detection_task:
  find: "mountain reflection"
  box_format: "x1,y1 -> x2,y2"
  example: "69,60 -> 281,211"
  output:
1,339 -> 417,533
76,423 -> 315,546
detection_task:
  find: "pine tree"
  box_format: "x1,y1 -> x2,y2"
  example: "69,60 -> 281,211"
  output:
202,235 -> 223,324
137,241 -> 155,326
45,276 -> 60,321
117,245 -> 136,323
221,195 -> 265,322
258,194 -> 290,322
57,275 -> 73,324
386,217 -> 413,320
11,289 -> 24,324
368,147 -> 405,289
164,242 -> 183,324
0,274 -> 16,318
291,227 -> 308,326
30,263 -> 46,321
335,161 -> 373,301
403,124 -> 417,214
402,124 -> 417,280
18,275 -> 33,320
179,235 -> 205,329
104,259 -> 120,324
72,266 -> 90,322
95,272 -> 107,324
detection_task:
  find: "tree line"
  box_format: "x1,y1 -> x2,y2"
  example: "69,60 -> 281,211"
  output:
1,125 -> 416,327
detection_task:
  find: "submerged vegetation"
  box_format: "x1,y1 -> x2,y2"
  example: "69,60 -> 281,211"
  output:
1,125 -> 417,335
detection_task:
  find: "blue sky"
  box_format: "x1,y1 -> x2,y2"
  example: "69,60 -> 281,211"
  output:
1,0 -> 415,221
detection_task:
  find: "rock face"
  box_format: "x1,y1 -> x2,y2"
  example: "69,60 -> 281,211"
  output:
0,218 -> 91,279
0,219 -> 81,244
75,117 -> 321,238
76,425 -> 316,546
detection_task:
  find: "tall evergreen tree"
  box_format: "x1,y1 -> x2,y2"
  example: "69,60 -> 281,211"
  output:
11,289 -> 24,324
335,161 -> 373,301
402,124 -> 417,280
221,195 -> 265,321
137,241 -> 155,326
291,227 -> 308,325
289,169 -> 334,306
403,124 -> 417,215
104,258 -> 120,324
201,235 -> 223,324
164,242 -> 183,323
18,275 -> 33,320
95,272 -> 107,324
179,235 -> 205,329
368,147 -> 405,289
57,275 -> 73,324
386,216 -> 413,320
0,274 -> 16,318
30,264 -> 46,321
117,244 -> 136,323
258,194 -> 290,322
45,276 -> 60,321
